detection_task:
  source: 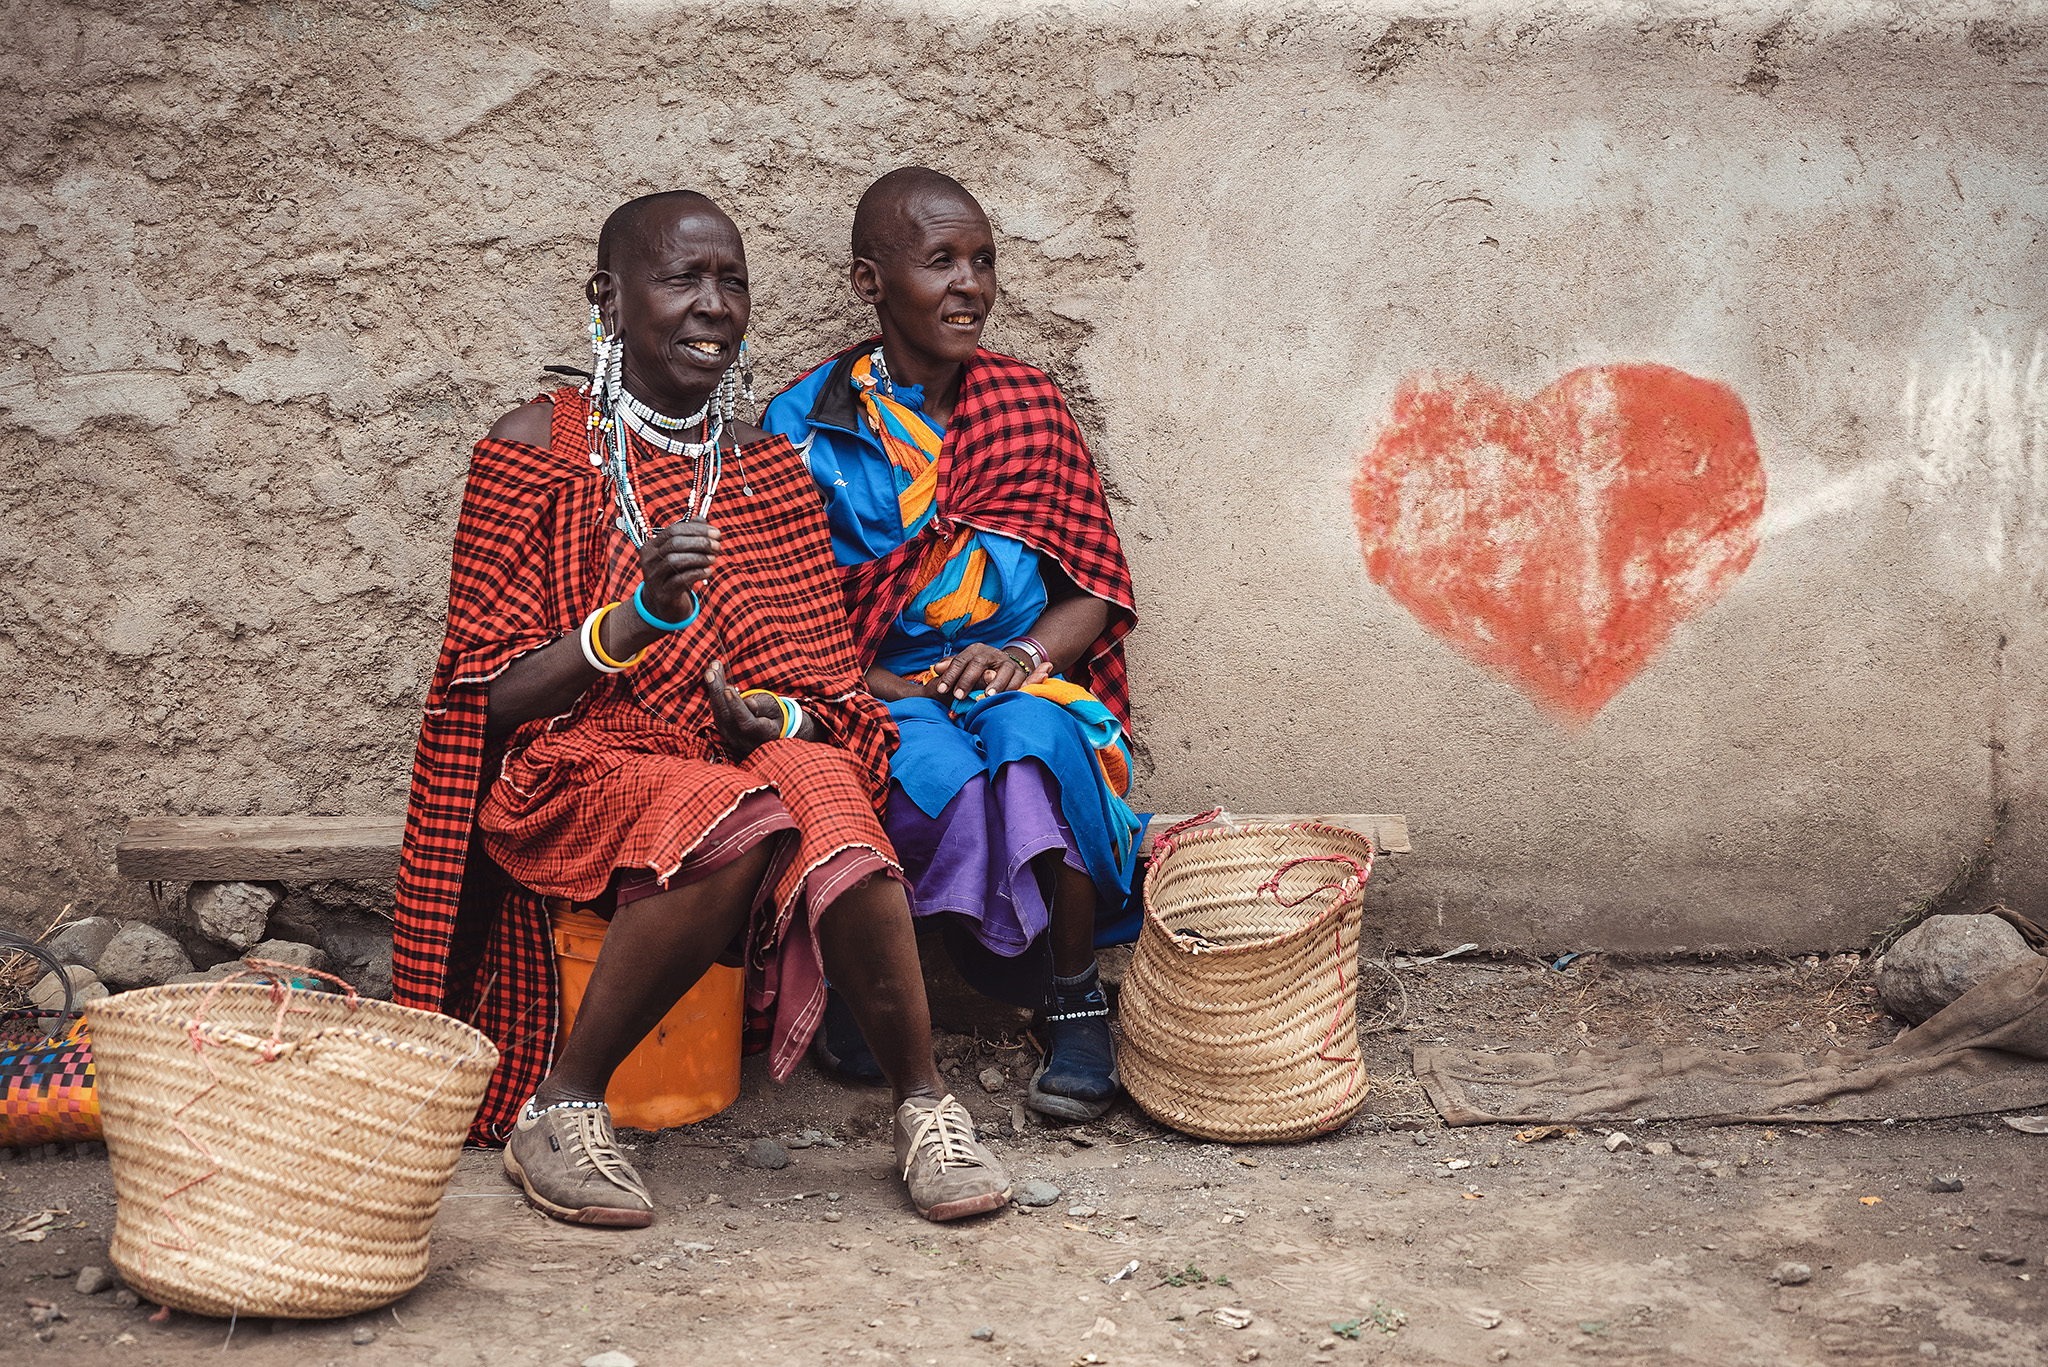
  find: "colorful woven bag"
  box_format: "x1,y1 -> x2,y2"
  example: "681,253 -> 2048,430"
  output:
1,936 -> 100,1147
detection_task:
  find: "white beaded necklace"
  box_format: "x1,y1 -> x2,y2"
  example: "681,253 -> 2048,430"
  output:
585,307 -> 755,545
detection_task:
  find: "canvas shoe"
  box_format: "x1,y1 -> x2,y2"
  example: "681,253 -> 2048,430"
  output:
894,1093 -> 1012,1221
502,1097 -> 655,1228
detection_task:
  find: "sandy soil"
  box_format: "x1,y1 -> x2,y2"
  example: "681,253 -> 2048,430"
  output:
5,957 -> 2044,1366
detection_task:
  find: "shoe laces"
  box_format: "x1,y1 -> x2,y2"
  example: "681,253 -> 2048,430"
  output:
901,1094 -> 987,1179
545,1103 -> 652,1204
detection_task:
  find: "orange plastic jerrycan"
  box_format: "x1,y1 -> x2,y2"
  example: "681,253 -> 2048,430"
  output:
550,906 -> 744,1130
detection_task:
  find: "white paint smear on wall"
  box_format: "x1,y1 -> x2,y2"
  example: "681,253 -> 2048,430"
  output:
1761,331 -> 2048,579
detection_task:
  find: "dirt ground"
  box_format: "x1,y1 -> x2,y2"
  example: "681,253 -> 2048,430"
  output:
5,955 -> 2045,1366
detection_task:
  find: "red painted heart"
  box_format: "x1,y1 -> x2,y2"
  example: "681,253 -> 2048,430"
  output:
1352,363 -> 1766,721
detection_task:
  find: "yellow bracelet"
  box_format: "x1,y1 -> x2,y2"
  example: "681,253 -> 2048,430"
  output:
588,602 -> 650,671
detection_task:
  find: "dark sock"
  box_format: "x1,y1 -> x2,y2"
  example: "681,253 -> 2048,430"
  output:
1037,964 -> 1117,1102
817,986 -> 886,1085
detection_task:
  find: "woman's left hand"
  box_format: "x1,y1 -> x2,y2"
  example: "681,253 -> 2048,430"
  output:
705,659 -> 788,760
928,641 -> 1033,701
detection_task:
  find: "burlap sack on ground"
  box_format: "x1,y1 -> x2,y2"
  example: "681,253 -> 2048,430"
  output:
1417,953 -> 2048,1126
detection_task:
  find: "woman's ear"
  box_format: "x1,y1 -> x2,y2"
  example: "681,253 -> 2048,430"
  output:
849,257 -> 884,306
586,270 -> 618,321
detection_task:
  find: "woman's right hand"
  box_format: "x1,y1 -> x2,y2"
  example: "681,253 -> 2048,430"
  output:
639,520 -> 720,622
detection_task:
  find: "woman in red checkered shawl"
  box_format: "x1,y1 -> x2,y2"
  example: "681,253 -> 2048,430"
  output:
393,191 -> 1010,1229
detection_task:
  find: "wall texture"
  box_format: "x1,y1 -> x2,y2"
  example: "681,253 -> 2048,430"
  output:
2,0 -> 2043,952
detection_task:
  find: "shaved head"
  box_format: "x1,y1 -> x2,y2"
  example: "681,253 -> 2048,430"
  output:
851,166 -> 985,263
595,189 -> 728,277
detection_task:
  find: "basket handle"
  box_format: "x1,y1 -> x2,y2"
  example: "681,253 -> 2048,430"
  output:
1150,808 -> 1236,860
1257,853 -> 1374,908
189,959 -> 363,1064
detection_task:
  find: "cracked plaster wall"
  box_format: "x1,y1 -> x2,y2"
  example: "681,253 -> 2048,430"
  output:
1,0 -> 2043,952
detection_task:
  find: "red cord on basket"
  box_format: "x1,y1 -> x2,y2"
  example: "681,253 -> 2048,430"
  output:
1253,853 -> 1379,1134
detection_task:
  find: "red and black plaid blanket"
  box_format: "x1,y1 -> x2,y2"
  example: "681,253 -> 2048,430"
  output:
818,343 -> 1139,726
393,389 -> 896,1143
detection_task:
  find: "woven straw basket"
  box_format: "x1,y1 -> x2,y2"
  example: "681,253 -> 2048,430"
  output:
1120,819 -> 1377,1143
86,972 -> 497,1318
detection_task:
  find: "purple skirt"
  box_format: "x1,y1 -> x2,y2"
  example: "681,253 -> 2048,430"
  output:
883,758 -> 1083,958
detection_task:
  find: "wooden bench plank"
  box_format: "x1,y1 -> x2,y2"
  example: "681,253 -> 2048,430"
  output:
1139,813 -> 1411,858
116,816 -> 407,882
117,812 -> 1411,882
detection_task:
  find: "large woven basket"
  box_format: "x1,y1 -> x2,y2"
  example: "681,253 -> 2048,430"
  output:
1120,819 -> 1377,1142
86,971 -> 497,1318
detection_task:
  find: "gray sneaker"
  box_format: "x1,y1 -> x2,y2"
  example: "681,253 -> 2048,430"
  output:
894,1094 -> 1012,1221
502,1098 -> 655,1228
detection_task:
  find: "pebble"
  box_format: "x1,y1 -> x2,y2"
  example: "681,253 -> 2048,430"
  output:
822,1211 -> 842,1223
979,1066 -> 1007,1093
1643,1141 -> 1675,1156
1773,1262 -> 1813,1286
1412,1133 -> 1428,1146
582,1354 -> 640,1367
1015,1179 -> 1061,1207
76,1266 -> 113,1295
351,1326 -> 376,1345
745,1138 -> 791,1170
1918,1344 -> 1939,1359
1930,1174 -> 1965,1193
1068,1205 -> 1098,1218
112,1289 -> 139,1309
971,1326 -> 995,1341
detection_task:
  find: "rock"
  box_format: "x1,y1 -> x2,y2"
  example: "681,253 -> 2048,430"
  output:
1213,1307 -> 1253,1329
355,947 -> 393,999
1918,1344 -> 1939,1359
75,1266 -> 113,1296
248,939 -> 331,973
978,1066 -> 1007,1093
112,1289 -> 139,1309
971,1326 -> 995,1341
1643,1141 -> 1675,1157
1604,1131 -> 1635,1152
1773,1262 -> 1812,1286
97,922 -> 195,990
744,1137 -> 790,1170
186,881 -> 279,950
29,966 -> 101,1010
1067,1205 -> 1098,1218
28,1305 -> 64,1326
582,1353 -> 639,1367
351,1326 -> 376,1345
44,917 -> 120,973
168,963 -> 247,986
1015,1179 -> 1061,1207
1930,1173 -> 1965,1193
1878,914 -> 2037,1024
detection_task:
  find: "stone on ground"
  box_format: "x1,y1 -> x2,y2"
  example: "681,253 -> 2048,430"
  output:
44,917 -> 121,973
1773,1262 -> 1812,1285
186,880 -> 279,950
97,922 -> 194,990
1878,913 -> 2037,1024
1015,1179 -> 1061,1207
745,1137 -> 791,1170
75,1266 -> 113,1295
248,939 -> 332,973
582,1352 -> 639,1367
29,966 -> 104,1010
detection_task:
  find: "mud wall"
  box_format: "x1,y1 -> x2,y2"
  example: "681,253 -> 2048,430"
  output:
2,0 -> 2043,952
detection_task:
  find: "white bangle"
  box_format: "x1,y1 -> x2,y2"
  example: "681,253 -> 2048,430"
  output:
578,606 -> 625,674
780,697 -> 806,740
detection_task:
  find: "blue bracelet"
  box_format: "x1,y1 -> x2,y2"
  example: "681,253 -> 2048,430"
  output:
633,584 -> 699,632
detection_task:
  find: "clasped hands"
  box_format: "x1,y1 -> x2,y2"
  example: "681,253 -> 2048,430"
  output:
921,641 -> 1053,703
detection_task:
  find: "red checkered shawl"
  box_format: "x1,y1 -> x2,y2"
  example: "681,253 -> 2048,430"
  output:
392,388 -> 894,1142
817,343 -> 1139,727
